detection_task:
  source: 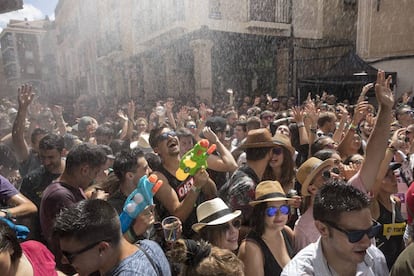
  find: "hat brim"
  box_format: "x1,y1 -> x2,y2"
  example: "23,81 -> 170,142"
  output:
192,210 -> 241,233
274,141 -> 295,156
301,158 -> 335,196
238,141 -> 279,150
249,197 -> 295,206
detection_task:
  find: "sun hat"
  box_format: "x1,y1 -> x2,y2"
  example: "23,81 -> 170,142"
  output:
249,181 -> 294,206
238,128 -> 279,149
296,157 -> 334,196
192,198 -> 241,233
272,133 -> 295,156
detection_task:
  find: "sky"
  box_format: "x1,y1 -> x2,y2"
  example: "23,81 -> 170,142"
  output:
0,0 -> 58,32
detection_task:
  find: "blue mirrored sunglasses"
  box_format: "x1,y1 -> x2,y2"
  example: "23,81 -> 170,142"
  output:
266,205 -> 290,217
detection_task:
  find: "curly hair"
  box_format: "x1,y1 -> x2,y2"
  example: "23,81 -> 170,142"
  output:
168,239 -> 244,276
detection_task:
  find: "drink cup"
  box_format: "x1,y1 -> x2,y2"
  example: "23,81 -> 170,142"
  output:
162,216 -> 180,242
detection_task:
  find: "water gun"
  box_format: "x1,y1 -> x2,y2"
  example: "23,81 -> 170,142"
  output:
176,139 -> 216,181
119,174 -> 163,233
0,218 -> 30,240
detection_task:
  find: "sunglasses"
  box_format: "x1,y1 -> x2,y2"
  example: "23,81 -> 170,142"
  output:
263,115 -> 274,120
321,167 -> 340,180
323,220 -> 381,243
187,125 -> 197,129
272,147 -> 283,155
220,218 -> 242,231
157,131 -> 176,143
266,205 -> 290,217
350,159 -> 364,165
62,240 -> 110,264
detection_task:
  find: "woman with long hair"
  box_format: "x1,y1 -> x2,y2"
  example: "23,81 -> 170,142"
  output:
262,134 -> 296,194
238,181 -> 295,276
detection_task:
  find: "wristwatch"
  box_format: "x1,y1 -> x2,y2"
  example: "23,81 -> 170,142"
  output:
0,209 -> 12,219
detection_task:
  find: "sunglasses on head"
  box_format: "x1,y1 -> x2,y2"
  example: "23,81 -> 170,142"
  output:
266,205 -> 290,217
157,131 -> 176,143
219,218 -> 242,231
272,147 -> 283,155
323,220 -> 381,243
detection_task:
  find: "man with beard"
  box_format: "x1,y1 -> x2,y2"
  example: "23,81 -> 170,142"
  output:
39,143 -> 107,274
20,133 -> 66,241
149,124 -> 216,239
282,181 -> 388,275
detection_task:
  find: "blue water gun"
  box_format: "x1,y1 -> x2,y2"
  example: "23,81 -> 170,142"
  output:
119,174 -> 163,233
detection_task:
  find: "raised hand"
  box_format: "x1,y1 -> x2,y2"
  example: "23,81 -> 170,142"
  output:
358,83 -> 374,103
17,84 -> 34,109
291,106 -> 304,123
375,70 -> 394,109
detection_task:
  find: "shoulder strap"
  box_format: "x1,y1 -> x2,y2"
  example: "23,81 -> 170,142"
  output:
137,241 -> 161,276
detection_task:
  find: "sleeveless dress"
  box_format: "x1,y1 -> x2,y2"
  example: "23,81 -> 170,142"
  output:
246,229 -> 295,276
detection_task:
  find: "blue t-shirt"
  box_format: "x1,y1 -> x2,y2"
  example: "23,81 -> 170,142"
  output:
106,239 -> 171,276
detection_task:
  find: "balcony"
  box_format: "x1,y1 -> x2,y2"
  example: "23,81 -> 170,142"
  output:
246,0 -> 291,35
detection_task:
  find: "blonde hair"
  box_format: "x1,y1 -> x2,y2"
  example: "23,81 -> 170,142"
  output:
168,239 -> 244,276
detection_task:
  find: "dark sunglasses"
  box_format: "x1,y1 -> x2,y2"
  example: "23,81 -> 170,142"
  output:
323,220 -> 381,243
62,240 -> 110,264
157,131 -> 176,143
220,218 -> 242,231
272,147 -> 283,155
263,115 -> 274,120
322,167 -> 340,180
266,205 -> 290,217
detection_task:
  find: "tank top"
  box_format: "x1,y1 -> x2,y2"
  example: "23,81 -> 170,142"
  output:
376,200 -> 406,269
246,230 -> 295,276
154,166 -> 205,238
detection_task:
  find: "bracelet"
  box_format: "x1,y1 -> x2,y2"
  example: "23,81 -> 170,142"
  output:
125,226 -> 140,243
0,209 -> 11,219
297,122 -> 304,128
348,123 -> 358,131
387,146 -> 398,153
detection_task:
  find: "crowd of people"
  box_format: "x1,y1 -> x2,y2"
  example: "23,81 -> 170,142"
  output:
0,69 -> 413,275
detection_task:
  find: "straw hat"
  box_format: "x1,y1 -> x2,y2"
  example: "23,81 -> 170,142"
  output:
249,181 -> 294,206
296,157 -> 334,196
272,133 -> 295,156
238,128 -> 278,149
192,198 -> 241,232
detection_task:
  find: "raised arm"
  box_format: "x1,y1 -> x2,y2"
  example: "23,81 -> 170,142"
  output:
202,127 -> 238,172
12,85 -> 34,161
359,70 -> 394,191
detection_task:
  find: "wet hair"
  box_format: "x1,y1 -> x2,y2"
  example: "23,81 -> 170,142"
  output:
39,133 -> 65,152
0,220 -> 22,263
53,199 -> 121,245
311,136 -> 334,156
246,116 -> 261,131
148,123 -> 171,149
313,179 -> 369,223
109,139 -> 130,156
313,149 -> 338,161
317,112 -> 336,128
235,121 -> 247,132
65,143 -> 107,174
95,125 -> 114,138
30,128 -> 48,144
145,152 -> 162,171
168,239 -> 244,276
245,147 -> 272,161
112,148 -> 144,181
63,133 -> 81,151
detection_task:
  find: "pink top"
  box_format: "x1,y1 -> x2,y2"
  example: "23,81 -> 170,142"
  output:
21,240 -> 57,276
294,207 -> 320,252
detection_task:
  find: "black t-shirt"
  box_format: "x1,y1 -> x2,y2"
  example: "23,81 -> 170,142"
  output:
20,166 -> 61,208
154,166 -> 205,239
